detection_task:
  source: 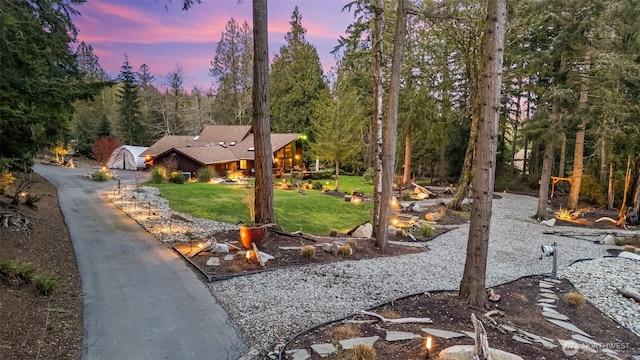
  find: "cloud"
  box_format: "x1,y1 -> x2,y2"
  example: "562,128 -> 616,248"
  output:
72,0 -> 353,88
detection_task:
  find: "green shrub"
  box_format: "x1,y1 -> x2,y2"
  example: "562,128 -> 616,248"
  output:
362,167 -> 374,185
0,260 -> 36,285
579,174 -> 606,206
311,170 -> 333,180
168,171 -> 185,184
196,167 -> 214,182
289,171 -> 302,185
150,165 -> 167,183
313,181 -> 323,190
25,193 -> 44,208
418,224 -> 436,237
91,170 -> 111,182
33,271 -> 60,296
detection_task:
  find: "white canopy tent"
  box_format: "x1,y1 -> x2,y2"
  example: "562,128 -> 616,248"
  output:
106,145 -> 148,170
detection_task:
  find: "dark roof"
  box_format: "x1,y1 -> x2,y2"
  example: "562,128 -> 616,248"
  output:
141,125 -> 300,165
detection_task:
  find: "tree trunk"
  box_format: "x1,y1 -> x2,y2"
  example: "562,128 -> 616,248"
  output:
608,163 -> 615,209
438,139 -> 447,183
558,133 -> 566,178
371,0 -> 384,239
252,0 -> 276,225
448,111 -> 477,211
335,158 -> 340,192
402,130 -> 411,184
536,138 -> 555,220
600,132 -> 607,183
511,121 -> 518,174
376,0 -> 407,251
522,137 -> 528,175
567,53 -> 590,211
459,0 -> 506,309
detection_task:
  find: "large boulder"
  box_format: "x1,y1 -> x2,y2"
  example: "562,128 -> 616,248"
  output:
352,223 -> 373,238
438,345 -> 524,360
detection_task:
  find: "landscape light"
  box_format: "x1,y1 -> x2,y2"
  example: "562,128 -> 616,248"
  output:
424,336 -> 433,358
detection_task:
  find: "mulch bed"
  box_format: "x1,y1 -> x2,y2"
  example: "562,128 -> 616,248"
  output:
172,227 -> 448,281
285,275 -> 639,359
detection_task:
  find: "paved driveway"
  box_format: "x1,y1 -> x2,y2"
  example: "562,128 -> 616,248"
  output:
35,165 -> 247,360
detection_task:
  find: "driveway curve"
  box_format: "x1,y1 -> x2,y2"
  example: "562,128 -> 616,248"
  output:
35,164 -> 247,360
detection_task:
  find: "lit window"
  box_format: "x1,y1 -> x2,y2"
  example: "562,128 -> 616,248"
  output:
239,160 -> 247,169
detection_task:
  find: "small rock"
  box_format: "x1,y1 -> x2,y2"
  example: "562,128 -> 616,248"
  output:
385,331 -> 422,342
438,345 -> 524,360
618,251 -> 640,261
310,343 -> 336,357
539,293 -> 559,300
547,319 -> 591,337
205,257 -> 220,266
421,328 -> 466,339
601,234 -> 617,245
537,298 -> 556,303
541,218 -> 556,227
571,334 -> 600,346
512,335 -> 532,344
339,336 -> 379,350
212,243 -> 229,253
285,349 -> 310,360
540,281 -> 553,289
223,254 -> 234,261
498,325 -> 516,333
542,311 -> 569,321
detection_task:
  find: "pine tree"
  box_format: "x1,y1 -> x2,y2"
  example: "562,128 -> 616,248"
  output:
75,41 -> 109,81
311,81 -> 365,192
97,113 -> 112,137
210,18 -> 253,125
0,0 -> 87,165
117,55 -> 144,145
270,7 -> 329,139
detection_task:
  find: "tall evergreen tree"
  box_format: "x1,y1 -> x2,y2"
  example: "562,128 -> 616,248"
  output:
97,113 -> 112,137
0,0 -> 89,165
75,41 -> 109,81
183,0 -> 277,226
311,80 -> 365,192
71,41 -> 112,156
117,55 -> 144,145
210,18 -> 253,125
270,7 -> 329,139
162,65 -> 187,135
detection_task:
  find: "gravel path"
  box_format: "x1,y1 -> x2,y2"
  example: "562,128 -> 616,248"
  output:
109,186 -> 640,355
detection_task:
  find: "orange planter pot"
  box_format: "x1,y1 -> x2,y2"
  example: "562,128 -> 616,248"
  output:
239,226 -> 265,249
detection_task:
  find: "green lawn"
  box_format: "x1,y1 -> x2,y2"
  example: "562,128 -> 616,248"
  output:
149,181 -> 372,234
318,175 -> 374,194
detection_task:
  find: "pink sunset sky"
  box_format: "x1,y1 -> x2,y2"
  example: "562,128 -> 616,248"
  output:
71,0 -> 356,90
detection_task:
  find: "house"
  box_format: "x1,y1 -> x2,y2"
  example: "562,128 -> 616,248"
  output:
140,125 -> 306,178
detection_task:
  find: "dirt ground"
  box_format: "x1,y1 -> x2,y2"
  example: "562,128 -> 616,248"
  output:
1,171 -> 638,360
286,275 -> 639,359
0,172 -> 83,360
173,226 -> 451,281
